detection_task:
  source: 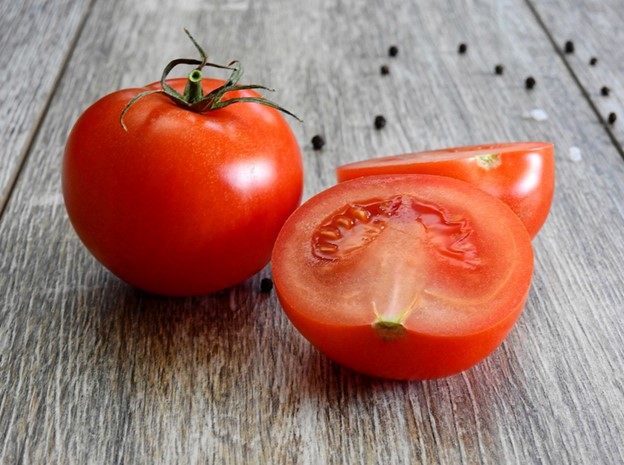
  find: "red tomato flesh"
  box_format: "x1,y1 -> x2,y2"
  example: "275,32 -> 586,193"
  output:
336,142 -> 554,238
272,174 -> 533,380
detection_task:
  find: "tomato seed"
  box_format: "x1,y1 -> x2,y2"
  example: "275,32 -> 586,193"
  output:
458,43 -> 467,54
311,134 -> 325,150
349,206 -> 371,222
590,57 -> 598,66
601,86 -> 610,96
380,64 -> 390,75
525,76 -> 536,89
388,45 -> 399,57
374,115 -> 387,130
260,277 -> 274,293
564,40 -> 575,53
608,112 -> 617,124
334,215 -> 354,229
494,64 -> 504,75
318,228 -> 342,240
316,243 -> 339,255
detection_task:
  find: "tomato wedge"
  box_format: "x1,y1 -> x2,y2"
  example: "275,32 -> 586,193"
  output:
272,175 -> 533,380
336,142 -> 554,238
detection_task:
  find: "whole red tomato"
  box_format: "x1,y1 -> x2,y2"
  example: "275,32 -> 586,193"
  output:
63,59 -> 303,295
336,142 -> 554,238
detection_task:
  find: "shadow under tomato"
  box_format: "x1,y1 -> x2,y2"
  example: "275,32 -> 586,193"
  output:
292,325 -> 523,407
69,270 -> 276,401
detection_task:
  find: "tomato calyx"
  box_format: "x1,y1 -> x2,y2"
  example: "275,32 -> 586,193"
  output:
120,29 -> 301,131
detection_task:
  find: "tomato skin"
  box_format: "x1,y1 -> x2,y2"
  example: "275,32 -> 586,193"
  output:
63,78 -> 303,296
336,142 -> 554,238
272,174 -> 533,380
281,292 -> 527,379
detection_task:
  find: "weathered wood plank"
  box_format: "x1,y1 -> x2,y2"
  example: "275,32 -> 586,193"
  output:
529,0 -> 624,157
0,0 -> 92,212
1,0 -> 624,464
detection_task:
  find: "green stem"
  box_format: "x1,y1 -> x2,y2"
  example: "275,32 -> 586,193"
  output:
184,69 -> 204,104
120,29 -> 301,130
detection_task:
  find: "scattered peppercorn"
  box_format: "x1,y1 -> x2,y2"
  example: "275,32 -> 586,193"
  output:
525,76 -> 536,89
374,115 -> 387,129
494,64 -> 504,75
458,43 -> 467,54
589,57 -> 598,66
388,45 -> 399,57
608,112 -> 617,124
260,277 -> 274,293
380,64 -> 390,75
311,134 -> 325,150
601,86 -> 610,96
564,40 -> 574,54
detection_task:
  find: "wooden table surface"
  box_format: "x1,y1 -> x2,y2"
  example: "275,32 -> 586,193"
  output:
2,0 -> 624,463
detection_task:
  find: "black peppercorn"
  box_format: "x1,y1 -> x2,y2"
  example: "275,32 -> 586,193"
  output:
601,86 -> 610,96
608,112 -> 617,124
374,115 -> 387,129
589,57 -> 598,66
388,45 -> 398,57
311,134 -> 325,150
458,43 -> 467,54
260,277 -> 274,293
525,76 -> 536,89
494,64 -> 504,75
564,40 -> 574,54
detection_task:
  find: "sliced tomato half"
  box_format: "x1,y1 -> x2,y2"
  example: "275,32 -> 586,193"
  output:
336,142 -> 554,238
272,174 -> 534,380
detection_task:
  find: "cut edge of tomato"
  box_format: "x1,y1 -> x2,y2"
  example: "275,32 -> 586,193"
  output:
336,141 -> 553,180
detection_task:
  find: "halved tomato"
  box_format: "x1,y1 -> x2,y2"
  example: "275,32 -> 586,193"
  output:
272,174 -> 533,380
336,142 -> 554,238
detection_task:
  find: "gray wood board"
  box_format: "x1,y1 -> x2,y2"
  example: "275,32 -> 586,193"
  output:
531,0 -> 624,157
0,0 -> 91,212
1,0 -> 623,463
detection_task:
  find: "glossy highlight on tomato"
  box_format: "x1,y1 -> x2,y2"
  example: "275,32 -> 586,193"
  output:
336,142 -> 554,238
63,77 -> 303,296
272,175 -> 533,380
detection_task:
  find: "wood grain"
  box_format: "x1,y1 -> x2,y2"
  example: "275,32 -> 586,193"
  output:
530,0 -> 624,157
1,0 -> 624,463
0,0 -> 92,212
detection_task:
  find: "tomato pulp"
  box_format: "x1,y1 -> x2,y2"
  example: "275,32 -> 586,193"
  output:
272,175 -> 534,380
336,142 -> 554,238
63,78 -> 303,296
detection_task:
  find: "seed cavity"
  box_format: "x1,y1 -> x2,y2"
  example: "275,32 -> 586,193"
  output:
312,197 -> 400,260
312,195 -> 480,268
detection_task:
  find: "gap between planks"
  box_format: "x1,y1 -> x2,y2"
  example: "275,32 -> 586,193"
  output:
523,0 -> 624,162
0,0 -> 98,222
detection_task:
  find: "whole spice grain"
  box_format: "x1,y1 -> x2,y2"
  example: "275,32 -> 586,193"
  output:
525,76 -> 536,89
311,134 -> 325,150
388,45 -> 399,57
608,112 -> 617,124
601,86 -> 610,96
589,57 -> 598,66
374,115 -> 387,130
458,43 -> 467,54
260,277 -> 274,293
495,64 -> 504,75
564,40 -> 574,54
380,64 -> 390,75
